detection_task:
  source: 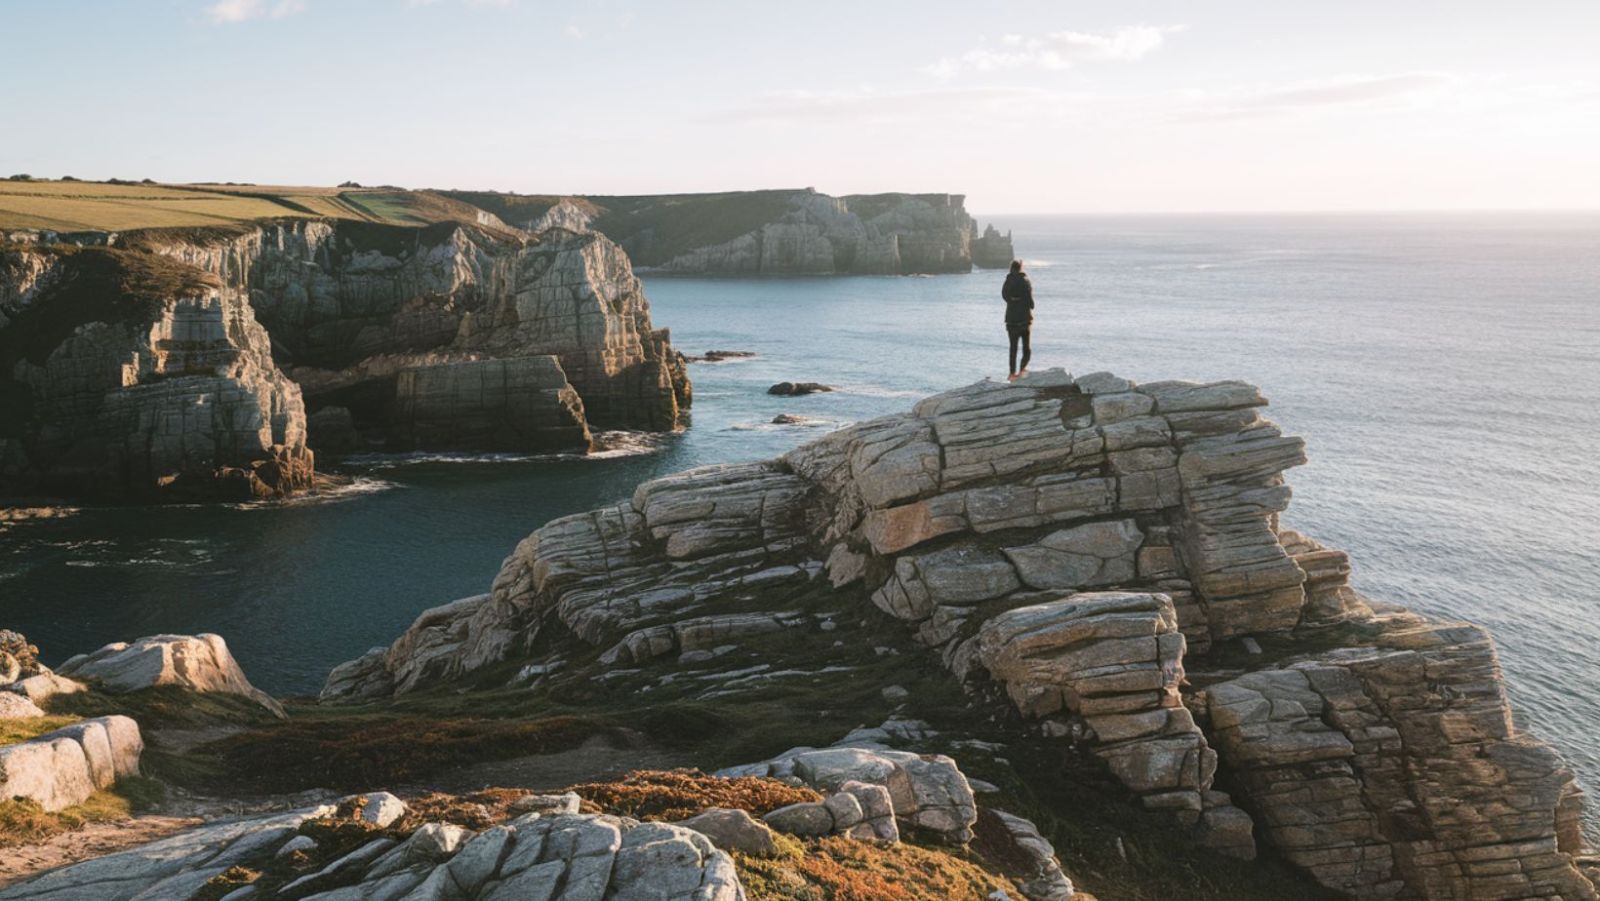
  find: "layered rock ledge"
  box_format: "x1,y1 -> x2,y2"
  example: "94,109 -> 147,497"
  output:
324,370 -> 1598,900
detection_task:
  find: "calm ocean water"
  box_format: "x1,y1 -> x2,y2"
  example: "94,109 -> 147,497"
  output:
3,213 -> 1597,810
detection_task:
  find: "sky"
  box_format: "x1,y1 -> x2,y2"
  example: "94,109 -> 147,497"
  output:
3,0 -> 1598,213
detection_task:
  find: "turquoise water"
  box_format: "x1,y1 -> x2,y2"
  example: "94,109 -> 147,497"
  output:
3,212 -> 1597,805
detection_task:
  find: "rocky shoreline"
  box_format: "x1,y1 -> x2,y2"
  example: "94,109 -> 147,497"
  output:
1,372 -> 1595,899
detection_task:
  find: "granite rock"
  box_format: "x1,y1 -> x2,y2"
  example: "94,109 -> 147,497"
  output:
0,715 -> 142,811
57,633 -> 285,717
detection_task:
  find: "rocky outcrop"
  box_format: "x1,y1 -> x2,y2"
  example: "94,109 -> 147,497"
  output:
972,223 -> 1016,269
0,799 -> 744,901
322,370 -> 1596,899
0,715 -> 142,811
1203,615 -> 1596,899
0,243 -> 313,501
724,745 -> 976,843
0,218 -> 690,499
448,188 -> 1012,275
57,633 -> 286,717
391,355 -> 591,452
0,629 -> 41,684
139,219 -> 689,443
977,592 -> 1254,858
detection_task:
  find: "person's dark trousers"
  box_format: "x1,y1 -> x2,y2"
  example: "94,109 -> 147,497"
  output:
1008,324 -> 1031,374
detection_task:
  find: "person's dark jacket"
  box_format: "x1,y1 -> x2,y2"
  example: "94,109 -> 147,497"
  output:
1002,272 -> 1034,326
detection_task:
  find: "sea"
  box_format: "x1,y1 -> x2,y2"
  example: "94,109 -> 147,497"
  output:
2,212 -> 1597,813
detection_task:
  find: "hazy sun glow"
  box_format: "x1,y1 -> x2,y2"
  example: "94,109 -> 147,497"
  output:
4,0 -> 1597,213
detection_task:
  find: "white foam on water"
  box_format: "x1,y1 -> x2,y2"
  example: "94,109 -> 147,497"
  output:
340,432 -> 668,468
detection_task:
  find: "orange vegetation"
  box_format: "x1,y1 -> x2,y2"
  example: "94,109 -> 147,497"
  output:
568,769 -> 822,822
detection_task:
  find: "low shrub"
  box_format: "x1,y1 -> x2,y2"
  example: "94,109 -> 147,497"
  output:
736,835 -> 1016,900
0,776 -> 162,848
568,769 -> 821,822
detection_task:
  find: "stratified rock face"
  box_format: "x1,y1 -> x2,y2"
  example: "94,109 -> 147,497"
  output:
649,191 -> 987,275
322,370 -> 1595,899
976,592 -> 1253,859
56,633 -> 286,717
466,189 -> 1010,276
142,220 -> 689,442
0,715 -> 142,811
392,356 -> 591,452
0,244 -> 312,501
1205,617 -> 1597,900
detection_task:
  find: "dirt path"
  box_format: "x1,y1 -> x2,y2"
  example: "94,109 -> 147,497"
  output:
0,815 -> 202,889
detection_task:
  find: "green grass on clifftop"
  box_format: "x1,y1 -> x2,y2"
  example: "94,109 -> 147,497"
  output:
0,180 -> 510,233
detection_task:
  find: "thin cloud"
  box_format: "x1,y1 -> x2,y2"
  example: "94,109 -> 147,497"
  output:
927,25 -> 1179,78
710,86 -> 1070,125
204,0 -> 306,23
1188,73 -> 1456,121
407,0 -> 517,7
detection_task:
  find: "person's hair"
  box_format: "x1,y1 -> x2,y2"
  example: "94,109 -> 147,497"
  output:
1009,260 -> 1023,273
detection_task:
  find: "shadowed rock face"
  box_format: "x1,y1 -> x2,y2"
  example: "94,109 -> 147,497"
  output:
143,220 -> 690,442
0,220 -> 690,499
0,244 -> 312,501
323,370 -> 1598,899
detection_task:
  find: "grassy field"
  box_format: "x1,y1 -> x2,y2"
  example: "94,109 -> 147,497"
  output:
0,180 -> 502,233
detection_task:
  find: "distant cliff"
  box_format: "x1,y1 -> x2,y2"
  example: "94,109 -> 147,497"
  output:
441,188 -> 1015,276
0,220 -> 691,501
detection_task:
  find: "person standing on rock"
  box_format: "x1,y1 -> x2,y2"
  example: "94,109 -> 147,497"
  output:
1002,260 -> 1034,380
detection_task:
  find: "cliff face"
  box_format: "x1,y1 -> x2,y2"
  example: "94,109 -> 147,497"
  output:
444,188 -> 1016,276
0,220 -> 691,500
0,244 -> 312,501
324,371 -> 1597,900
140,220 -> 690,439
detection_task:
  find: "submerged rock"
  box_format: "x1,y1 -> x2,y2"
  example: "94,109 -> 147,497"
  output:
767,381 -> 834,396
688,350 -> 757,363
